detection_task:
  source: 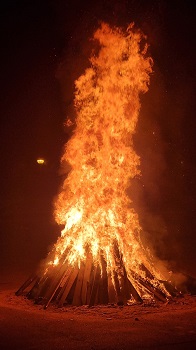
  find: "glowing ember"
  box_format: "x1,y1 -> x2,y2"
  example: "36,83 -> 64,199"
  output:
16,22 -> 176,307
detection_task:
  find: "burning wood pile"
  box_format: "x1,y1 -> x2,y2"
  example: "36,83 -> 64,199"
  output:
16,23 -> 177,308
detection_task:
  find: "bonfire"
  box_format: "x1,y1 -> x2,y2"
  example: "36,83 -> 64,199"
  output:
16,22 -> 177,308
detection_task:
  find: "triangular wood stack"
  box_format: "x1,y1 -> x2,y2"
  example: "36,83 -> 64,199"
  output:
16,242 -> 177,308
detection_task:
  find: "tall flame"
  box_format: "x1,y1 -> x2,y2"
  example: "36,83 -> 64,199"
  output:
47,23 -> 166,294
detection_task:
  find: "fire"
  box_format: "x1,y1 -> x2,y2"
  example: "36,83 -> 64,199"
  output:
48,23 -> 165,289
16,23 -> 175,307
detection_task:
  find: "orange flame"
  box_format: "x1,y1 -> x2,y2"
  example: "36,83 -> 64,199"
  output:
47,23 -> 167,295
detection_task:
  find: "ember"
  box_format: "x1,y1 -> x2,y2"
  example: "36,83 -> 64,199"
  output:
16,22 -> 177,308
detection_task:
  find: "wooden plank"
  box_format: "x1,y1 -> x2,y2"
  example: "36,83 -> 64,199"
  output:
15,275 -> 38,296
119,269 -> 142,304
138,278 -> 167,302
42,266 -> 64,302
39,249 -> 70,303
44,268 -> 73,309
126,277 -> 143,303
81,254 -> 93,305
98,254 -> 109,304
108,272 -> 117,304
72,262 -> 85,306
34,276 -> 51,303
86,264 -> 94,305
113,270 -> 123,305
118,270 -> 128,304
89,264 -> 101,307
58,268 -> 79,307
56,267 -> 73,302
112,240 -> 125,304
27,277 -> 42,299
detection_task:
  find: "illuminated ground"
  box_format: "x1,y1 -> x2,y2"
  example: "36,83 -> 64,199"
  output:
0,277 -> 196,350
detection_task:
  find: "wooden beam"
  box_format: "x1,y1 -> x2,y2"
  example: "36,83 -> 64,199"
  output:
138,277 -> 167,302
56,267 -> 73,302
113,270 -> 123,305
58,268 -> 79,307
98,254 -> 109,304
124,268 -> 143,303
72,262 -> 85,306
81,254 -> 93,305
15,275 -> 38,296
108,272 -> 117,304
126,277 -> 143,303
89,264 -> 101,307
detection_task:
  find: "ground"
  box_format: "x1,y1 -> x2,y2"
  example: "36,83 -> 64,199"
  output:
0,276 -> 196,350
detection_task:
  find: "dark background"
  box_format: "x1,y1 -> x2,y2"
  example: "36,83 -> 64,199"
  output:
0,0 -> 196,282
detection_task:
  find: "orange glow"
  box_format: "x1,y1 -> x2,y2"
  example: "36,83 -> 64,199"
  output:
37,159 -> 45,164
46,23 -> 169,300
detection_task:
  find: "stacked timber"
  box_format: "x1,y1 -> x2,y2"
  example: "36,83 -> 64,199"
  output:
15,245 -> 177,308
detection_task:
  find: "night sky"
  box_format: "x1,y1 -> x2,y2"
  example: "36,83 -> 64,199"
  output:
1,0 -> 196,282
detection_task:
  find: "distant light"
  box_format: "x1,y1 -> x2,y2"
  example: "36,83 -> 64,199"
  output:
37,159 -> 45,165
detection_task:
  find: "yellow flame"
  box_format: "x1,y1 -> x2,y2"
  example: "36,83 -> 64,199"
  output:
46,23 -> 167,292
